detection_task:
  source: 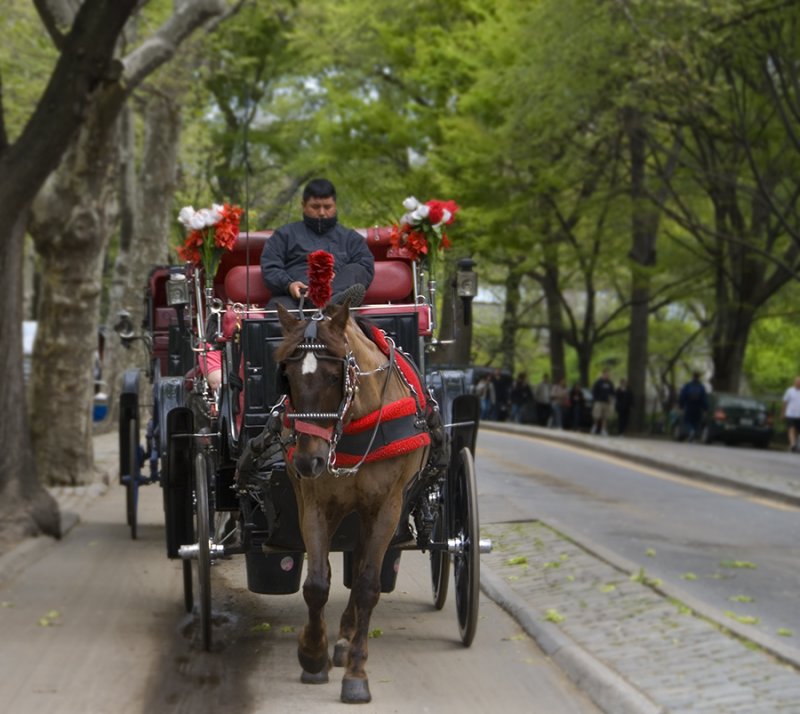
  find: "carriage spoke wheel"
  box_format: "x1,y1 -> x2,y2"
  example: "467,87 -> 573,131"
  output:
126,419 -> 139,540
430,487 -> 450,610
452,447 -> 480,646
194,453 -> 212,651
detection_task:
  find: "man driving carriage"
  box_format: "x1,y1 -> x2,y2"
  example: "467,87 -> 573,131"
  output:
260,177 -> 374,309
205,178 -> 374,390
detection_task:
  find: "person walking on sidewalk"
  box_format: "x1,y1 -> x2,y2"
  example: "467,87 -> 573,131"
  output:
615,379 -> 634,435
550,377 -> 569,429
509,372 -> 534,424
534,373 -> 552,426
782,375 -> 800,451
678,371 -> 708,442
591,368 -> 615,435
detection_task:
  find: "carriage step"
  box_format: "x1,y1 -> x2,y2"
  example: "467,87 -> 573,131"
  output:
447,537 -> 493,554
178,541 -> 226,560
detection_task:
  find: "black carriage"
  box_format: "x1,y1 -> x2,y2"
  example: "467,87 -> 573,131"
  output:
117,227 -> 489,662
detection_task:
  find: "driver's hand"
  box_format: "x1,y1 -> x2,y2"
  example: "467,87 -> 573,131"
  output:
289,281 -> 307,299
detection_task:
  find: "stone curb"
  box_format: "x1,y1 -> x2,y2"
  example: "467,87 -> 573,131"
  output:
481,567 -> 666,714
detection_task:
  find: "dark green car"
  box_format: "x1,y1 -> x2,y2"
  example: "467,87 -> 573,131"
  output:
700,393 -> 773,448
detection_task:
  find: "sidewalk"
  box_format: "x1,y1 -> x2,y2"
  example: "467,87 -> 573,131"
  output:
5,427 -> 800,713
480,421 -> 800,713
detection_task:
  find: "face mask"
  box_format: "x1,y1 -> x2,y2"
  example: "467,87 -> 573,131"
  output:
304,213 -> 338,235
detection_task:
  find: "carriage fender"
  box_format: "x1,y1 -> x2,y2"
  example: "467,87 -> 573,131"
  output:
156,377 -> 188,459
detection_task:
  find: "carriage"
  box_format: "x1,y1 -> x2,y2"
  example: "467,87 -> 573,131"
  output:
116,226 -> 489,702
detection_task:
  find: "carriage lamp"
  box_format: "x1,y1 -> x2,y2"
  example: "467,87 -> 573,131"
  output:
456,258 -> 478,326
166,271 -> 190,307
113,310 -> 135,341
456,258 -> 478,299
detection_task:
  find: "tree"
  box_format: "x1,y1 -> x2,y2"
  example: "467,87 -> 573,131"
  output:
27,0 -> 231,487
0,0 -> 140,543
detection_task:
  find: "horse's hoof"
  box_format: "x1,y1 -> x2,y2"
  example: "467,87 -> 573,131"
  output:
341,677 -> 371,704
301,667 -> 330,685
333,639 -> 350,667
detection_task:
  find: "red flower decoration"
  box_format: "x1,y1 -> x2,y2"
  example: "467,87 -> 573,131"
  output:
389,196 -> 459,265
176,202 -> 243,278
307,250 -> 335,308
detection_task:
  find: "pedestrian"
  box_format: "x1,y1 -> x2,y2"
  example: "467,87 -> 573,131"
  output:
678,371 -> 708,442
509,372 -> 534,424
615,378 -> 634,435
568,383 -> 585,431
260,177 -> 374,309
782,375 -> 800,451
534,373 -> 551,426
550,377 -> 569,429
591,368 -> 615,435
475,374 -> 492,420
493,368 -> 511,421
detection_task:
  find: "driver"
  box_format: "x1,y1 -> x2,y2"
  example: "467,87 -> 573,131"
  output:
260,177 -> 374,308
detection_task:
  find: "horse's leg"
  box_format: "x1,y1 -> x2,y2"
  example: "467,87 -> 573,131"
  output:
298,505 -> 332,684
340,504 -> 401,704
334,544 -> 363,667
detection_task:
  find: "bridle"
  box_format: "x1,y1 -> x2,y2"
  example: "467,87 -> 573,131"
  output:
279,312 -> 399,477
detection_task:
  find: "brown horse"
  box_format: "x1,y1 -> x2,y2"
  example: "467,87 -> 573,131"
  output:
274,301 -> 431,704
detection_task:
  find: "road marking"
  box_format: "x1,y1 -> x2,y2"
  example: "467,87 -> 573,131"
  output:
477,435 -> 800,513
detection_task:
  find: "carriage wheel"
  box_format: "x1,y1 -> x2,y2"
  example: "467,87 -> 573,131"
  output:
452,446 -> 480,647
126,418 -> 139,540
430,493 -> 450,610
194,452 -> 212,651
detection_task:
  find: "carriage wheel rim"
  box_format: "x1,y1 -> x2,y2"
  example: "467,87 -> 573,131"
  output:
195,453 -> 212,651
452,447 -> 480,646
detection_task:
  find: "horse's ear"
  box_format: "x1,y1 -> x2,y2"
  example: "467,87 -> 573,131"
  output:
328,300 -> 350,332
276,302 -> 300,333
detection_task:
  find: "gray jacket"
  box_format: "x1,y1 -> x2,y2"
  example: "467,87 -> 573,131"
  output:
260,221 -> 374,296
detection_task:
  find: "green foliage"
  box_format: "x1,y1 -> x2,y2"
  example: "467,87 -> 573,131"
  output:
0,1 -> 57,141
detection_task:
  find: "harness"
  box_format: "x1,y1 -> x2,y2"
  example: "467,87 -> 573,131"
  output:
281,316 -> 430,477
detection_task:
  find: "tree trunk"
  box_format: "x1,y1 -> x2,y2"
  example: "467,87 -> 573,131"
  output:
103,92 -> 182,429
625,107 -> 658,434
429,258 -> 473,367
0,211 -> 60,544
29,108 -> 121,485
500,267 -> 522,373
541,245 -> 566,383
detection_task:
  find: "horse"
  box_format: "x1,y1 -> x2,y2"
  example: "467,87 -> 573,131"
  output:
274,300 -> 433,704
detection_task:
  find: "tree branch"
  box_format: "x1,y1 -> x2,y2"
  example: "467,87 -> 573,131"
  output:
122,0 -> 229,91
33,0 -> 76,49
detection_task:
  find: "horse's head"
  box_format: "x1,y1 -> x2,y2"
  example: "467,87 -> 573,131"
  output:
275,301 -> 356,478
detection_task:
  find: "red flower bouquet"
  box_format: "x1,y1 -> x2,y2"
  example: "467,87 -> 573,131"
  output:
177,202 -> 244,279
390,196 -> 459,266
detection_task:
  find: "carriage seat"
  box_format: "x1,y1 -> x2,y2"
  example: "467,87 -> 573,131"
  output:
223,261 -> 414,306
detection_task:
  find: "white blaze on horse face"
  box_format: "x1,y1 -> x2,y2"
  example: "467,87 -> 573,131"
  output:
302,351 -> 318,375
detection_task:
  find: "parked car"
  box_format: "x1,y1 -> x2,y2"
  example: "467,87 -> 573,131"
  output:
673,393 -> 774,448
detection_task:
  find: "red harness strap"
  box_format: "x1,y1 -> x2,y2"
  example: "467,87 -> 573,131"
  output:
293,420 -> 334,440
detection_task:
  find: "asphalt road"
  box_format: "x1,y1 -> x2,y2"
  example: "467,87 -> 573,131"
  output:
476,428 -> 800,656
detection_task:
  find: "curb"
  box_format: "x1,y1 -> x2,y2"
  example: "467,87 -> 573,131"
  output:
481,567 -> 665,714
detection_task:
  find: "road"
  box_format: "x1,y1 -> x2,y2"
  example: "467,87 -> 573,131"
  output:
0,471 -> 599,714
476,428 -> 800,654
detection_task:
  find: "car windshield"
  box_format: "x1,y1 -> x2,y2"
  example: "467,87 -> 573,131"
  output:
717,395 -> 764,410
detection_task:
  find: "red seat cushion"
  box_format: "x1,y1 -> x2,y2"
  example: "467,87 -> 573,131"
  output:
224,265 -> 271,304
364,261 -> 413,303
